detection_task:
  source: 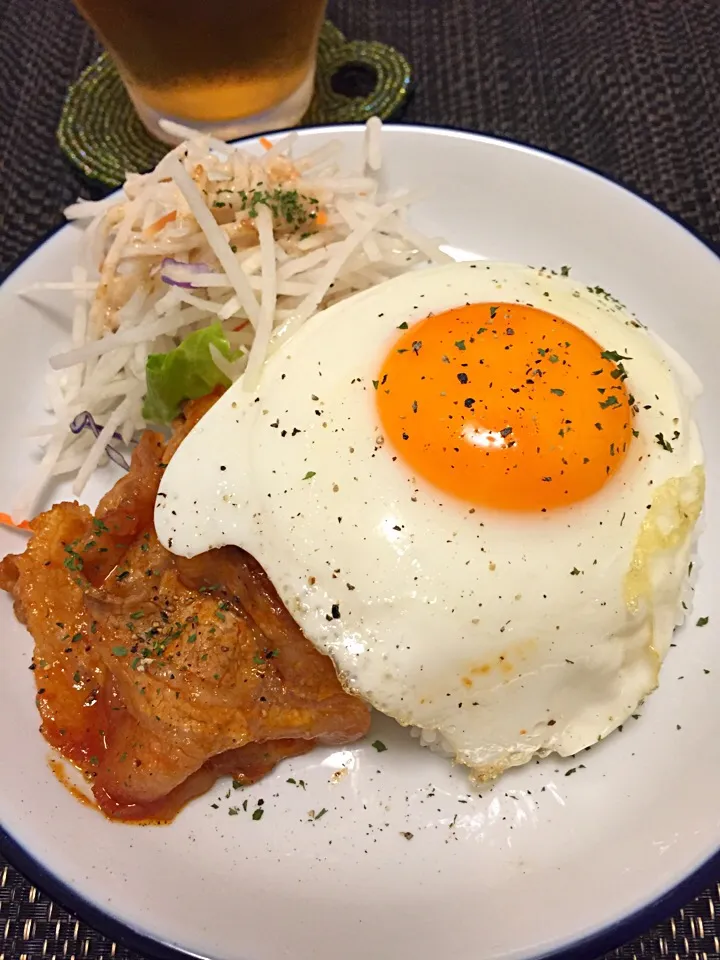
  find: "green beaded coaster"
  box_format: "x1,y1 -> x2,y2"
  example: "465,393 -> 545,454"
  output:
57,22 -> 412,188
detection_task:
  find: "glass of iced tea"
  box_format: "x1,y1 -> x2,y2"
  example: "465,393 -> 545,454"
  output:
74,0 -> 327,143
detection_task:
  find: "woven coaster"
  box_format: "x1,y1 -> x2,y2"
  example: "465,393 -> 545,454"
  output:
57,21 -> 412,187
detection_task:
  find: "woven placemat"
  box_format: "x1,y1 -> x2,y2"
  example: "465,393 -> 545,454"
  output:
57,21 -> 412,186
1,0 -> 720,957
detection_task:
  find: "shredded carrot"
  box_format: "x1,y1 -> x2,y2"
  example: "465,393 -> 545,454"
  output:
144,210 -> 177,238
315,210 -> 328,227
233,321 -> 250,332
259,137 -> 273,151
0,512 -> 30,531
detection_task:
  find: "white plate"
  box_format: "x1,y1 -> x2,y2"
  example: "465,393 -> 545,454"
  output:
1,124 -> 719,960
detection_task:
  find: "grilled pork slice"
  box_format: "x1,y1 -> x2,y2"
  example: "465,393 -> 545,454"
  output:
0,397 -> 369,821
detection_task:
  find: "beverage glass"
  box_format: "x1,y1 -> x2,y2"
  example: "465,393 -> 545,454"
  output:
74,0 -> 327,143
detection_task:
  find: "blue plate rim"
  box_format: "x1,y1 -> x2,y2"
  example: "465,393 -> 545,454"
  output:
1,120 -> 719,960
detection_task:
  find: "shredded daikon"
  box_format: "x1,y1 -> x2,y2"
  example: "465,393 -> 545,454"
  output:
19,120 -> 448,518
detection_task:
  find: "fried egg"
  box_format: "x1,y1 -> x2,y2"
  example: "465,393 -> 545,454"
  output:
155,262 -> 705,779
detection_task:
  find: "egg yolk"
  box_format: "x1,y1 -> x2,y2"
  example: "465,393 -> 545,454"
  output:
376,302 -> 635,511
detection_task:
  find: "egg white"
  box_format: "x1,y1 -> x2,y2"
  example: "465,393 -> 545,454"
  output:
155,262 -> 704,779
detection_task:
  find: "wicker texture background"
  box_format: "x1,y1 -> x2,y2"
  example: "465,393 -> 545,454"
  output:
1,0 -> 720,957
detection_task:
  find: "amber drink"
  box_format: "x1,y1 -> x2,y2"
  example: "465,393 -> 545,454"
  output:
74,0 -> 327,142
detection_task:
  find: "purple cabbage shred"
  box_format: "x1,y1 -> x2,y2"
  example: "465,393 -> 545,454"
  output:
69,411 -> 131,471
159,257 -> 210,289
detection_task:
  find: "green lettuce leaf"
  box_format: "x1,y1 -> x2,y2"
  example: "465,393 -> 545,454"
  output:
142,323 -> 239,424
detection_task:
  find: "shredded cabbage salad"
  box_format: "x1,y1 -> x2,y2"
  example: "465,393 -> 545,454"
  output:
17,118 -> 449,520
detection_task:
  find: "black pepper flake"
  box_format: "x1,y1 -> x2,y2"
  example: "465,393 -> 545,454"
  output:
457,372 -> 468,384
331,603 -> 341,619
463,397 -> 475,408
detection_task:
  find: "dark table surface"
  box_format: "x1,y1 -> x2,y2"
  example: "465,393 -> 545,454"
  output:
1,0 -> 720,957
